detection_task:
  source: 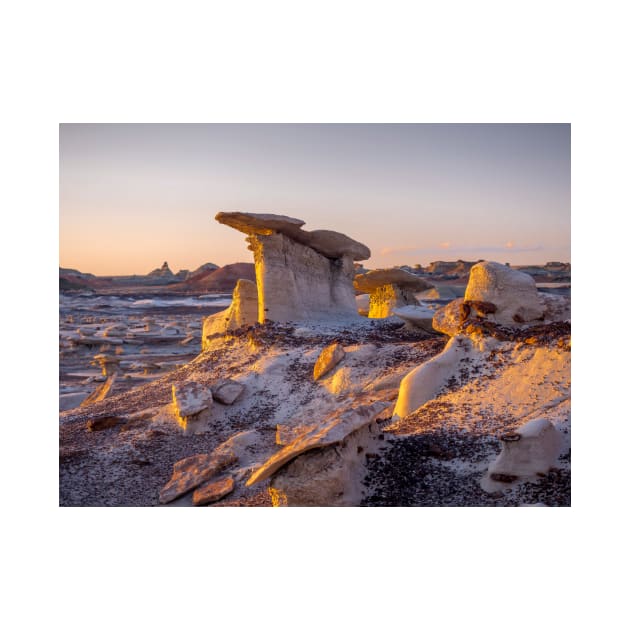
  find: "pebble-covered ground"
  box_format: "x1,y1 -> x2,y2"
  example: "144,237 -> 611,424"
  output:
59,315 -> 570,507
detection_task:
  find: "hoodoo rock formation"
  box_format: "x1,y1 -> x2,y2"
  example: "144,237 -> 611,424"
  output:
215,212 -> 371,323
353,268 -> 433,318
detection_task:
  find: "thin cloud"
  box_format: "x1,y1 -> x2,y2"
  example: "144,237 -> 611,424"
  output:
379,243 -> 543,256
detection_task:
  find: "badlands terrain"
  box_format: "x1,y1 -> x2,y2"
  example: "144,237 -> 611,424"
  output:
59,212 -> 570,507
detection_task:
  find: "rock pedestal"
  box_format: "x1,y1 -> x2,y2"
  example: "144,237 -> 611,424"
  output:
215,212 -> 370,323
353,269 -> 433,318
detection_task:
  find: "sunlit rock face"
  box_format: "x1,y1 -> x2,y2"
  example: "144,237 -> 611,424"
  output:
313,342 -> 346,380
481,418 -> 563,492
464,261 -> 544,326
432,298 -> 466,336
393,335 -> 471,419
215,212 -> 370,323
172,382 -> 213,434
269,421 -> 381,507
353,269 -> 433,318
202,278 -> 258,349
246,401 -> 389,489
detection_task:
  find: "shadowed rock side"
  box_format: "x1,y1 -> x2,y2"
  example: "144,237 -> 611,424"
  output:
215,211 -> 370,323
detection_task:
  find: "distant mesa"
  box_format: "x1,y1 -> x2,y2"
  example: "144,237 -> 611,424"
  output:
185,262 -> 220,282
181,262 -> 255,292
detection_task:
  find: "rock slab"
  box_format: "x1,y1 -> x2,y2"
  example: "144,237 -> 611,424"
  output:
246,401 -> 389,486
212,379 -> 245,405
313,343 -> 346,380
192,476 -> 235,506
159,448 -> 237,504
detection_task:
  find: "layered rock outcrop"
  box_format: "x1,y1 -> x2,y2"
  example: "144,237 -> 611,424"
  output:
353,269 -> 433,318
215,212 -> 370,323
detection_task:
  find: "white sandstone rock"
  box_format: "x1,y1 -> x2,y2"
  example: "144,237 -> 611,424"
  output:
464,261 -> 544,325
313,342 -> 346,380
393,335 -> 471,418
172,382 -> 213,434
246,401 -> 389,486
269,420 -> 382,506
481,418 -> 563,492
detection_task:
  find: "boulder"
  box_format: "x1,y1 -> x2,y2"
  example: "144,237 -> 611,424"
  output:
172,382 -> 213,433
246,401 -> 389,487
432,298 -> 466,336
313,343 -> 346,380
192,476 -> 235,506
275,422 -> 317,446
212,379 -> 245,405
353,269 -> 433,318
215,212 -> 369,323
481,418 -> 563,492
464,261 -> 544,326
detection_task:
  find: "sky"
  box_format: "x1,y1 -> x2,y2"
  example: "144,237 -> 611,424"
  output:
59,123 -> 570,275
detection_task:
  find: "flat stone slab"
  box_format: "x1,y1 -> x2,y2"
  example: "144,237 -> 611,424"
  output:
393,305 -> 436,332
354,269 -> 433,292
313,343 -> 345,380
212,379 -> 245,405
246,401 -> 389,486
172,382 -> 213,417
276,422 -> 318,446
215,212 -> 305,236
192,476 -> 235,506
216,211 -> 370,261
159,448 -> 237,504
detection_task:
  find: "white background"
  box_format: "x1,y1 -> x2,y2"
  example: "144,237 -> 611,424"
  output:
1,1 -> 627,628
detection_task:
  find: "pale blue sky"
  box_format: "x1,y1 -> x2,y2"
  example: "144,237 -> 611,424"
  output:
60,123 -> 570,274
